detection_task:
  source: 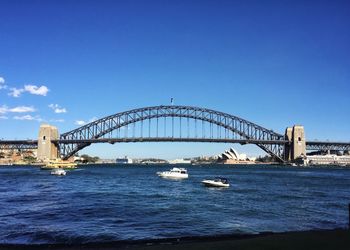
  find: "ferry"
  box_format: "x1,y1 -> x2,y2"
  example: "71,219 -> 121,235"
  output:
41,159 -> 77,170
157,167 -> 188,179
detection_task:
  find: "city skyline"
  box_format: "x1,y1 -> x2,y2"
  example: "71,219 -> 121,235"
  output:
1,0 -> 349,159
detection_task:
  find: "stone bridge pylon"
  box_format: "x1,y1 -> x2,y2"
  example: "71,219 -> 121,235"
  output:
37,124 -> 59,162
284,125 -> 306,161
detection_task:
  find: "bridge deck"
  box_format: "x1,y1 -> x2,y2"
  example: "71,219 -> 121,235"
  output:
1,139 -> 349,145
0,140 -> 38,150
1,139 -> 349,151
53,138 -> 289,144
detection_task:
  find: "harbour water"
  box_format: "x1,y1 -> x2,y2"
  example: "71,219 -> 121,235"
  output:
0,164 -> 349,244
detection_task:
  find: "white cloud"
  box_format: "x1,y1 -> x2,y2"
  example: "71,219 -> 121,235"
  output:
0,115 -> 8,119
50,119 -> 65,123
48,104 -> 67,113
14,115 -> 34,120
24,85 -> 49,96
9,106 -> 36,113
0,105 -> 36,114
13,115 -> 43,122
89,117 -> 97,123
74,117 -> 98,126
0,106 -> 7,114
75,120 -> 86,125
0,77 -> 6,90
55,108 -> 66,113
8,88 -> 24,97
8,84 -> 49,97
0,77 -> 49,95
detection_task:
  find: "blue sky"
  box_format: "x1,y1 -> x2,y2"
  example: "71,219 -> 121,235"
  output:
1,0 -> 349,159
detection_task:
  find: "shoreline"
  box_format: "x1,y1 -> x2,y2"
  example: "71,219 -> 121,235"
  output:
1,162 -> 350,168
2,166 -> 350,171
1,228 -> 349,250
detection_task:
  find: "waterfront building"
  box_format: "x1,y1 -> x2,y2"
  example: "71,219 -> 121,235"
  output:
168,158 -> 192,164
116,156 -> 133,164
139,158 -> 168,164
73,156 -> 84,162
0,147 -> 37,165
297,154 -> 350,166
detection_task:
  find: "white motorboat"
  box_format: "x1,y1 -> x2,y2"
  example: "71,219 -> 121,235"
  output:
202,177 -> 229,187
157,167 -> 188,179
51,169 -> 66,176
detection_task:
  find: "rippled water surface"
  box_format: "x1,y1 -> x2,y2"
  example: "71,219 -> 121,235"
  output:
1,164 -> 350,244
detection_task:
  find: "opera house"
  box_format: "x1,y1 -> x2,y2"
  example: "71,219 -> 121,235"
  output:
217,148 -> 255,164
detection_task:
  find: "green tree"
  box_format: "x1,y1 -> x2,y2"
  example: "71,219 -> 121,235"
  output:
24,156 -> 36,163
81,154 -> 100,163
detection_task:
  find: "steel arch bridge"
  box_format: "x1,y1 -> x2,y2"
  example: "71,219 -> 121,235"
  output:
57,105 -> 287,161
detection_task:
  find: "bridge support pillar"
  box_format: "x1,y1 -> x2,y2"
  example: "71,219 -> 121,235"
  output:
284,125 -> 306,162
37,124 -> 59,162
284,127 -> 293,161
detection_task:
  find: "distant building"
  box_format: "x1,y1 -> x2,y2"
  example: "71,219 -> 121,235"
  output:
168,158 -> 191,164
0,147 -> 37,165
139,158 -> 168,164
296,154 -> 350,166
116,156 -> 133,164
73,156 -> 84,162
217,148 -> 255,164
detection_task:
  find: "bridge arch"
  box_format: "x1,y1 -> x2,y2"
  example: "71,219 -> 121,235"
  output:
58,105 -> 286,161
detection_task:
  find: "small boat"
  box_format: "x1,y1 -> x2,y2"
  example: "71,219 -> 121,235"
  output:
157,167 -> 188,179
41,159 -> 77,170
202,177 -> 230,187
51,168 -> 66,176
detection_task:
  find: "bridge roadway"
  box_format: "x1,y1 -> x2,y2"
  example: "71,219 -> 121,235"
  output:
53,138 -> 289,145
1,139 -> 350,151
0,140 -> 38,150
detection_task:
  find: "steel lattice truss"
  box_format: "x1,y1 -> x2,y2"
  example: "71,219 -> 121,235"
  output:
58,105 -> 286,161
0,140 -> 38,150
306,141 -> 350,151
1,106 -> 350,162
